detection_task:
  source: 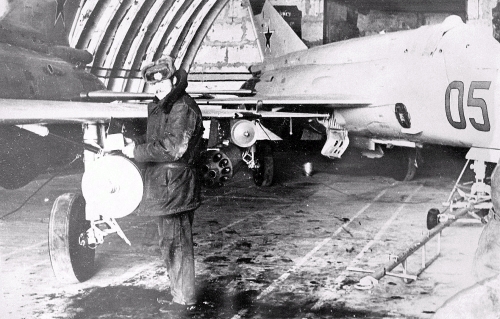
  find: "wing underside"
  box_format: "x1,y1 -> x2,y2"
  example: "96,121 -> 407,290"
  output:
197,94 -> 371,108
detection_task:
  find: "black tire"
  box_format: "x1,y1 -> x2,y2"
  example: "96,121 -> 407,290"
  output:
48,193 -> 95,283
392,148 -> 419,182
253,142 -> 274,187
427,208 -> 440,230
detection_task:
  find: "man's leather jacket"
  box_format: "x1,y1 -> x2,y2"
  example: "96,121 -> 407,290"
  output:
133,70 -> 204,216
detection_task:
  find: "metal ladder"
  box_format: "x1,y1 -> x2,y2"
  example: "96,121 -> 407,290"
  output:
349,206 -> 473,289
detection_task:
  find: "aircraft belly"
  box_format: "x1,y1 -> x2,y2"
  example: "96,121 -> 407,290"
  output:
337,106 -> 402,138
339,104 -> 478,148
0,125 -> 81,189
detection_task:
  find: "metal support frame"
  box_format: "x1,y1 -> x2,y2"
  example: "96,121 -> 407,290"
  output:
351,206 -> 472,289
82,122 -> 104,169
445,159 -> 492,212
242,144 -> 257,169
393,229 -> 441,284
79,217 -> 132,249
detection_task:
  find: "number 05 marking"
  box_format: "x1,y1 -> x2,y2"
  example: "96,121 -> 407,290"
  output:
445,81 -> 491,132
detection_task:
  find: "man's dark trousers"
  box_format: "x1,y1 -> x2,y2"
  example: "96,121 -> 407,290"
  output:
158,210 -> 196,305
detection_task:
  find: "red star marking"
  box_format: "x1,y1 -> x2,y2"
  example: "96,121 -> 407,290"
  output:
264,26 -> 273,48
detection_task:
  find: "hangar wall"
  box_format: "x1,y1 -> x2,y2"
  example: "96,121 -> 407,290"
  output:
269,0 -> 324,47
190,1 -> 259,90
191,1 -> 260,75
190,0 -> 324,90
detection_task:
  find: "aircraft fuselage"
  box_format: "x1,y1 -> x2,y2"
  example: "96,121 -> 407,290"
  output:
0,43 -> 104,100
252,17 -> 500,152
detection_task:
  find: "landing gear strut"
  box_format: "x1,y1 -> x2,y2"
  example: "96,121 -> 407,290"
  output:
445,159 -> 492,213
199,142 -> 275,187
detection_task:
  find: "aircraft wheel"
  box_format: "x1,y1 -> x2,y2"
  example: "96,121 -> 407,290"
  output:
427,208 -> 440,230
393,148 -> 419,182
48,193 -> 95,283
253,142 -> 274,187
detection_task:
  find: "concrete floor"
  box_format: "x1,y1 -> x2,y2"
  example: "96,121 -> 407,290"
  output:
0,143 -> 486,318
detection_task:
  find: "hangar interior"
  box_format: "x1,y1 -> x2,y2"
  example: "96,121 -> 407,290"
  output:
68,0 -> 500,92
3,0 -> 500,318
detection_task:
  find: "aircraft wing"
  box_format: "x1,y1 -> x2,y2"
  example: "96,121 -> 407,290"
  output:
197,94 -> 372,108
0,98 -> 329,125
0,99 -> 147,125
81,90 -> 371,107
80,90 -> 256,101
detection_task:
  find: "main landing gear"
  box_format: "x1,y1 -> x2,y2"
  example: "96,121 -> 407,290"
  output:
389,147 -> 420,182
361,145 -> 421,182
48,155 -> 143,283
199,116 -> 277,188
252,142 -> 274,187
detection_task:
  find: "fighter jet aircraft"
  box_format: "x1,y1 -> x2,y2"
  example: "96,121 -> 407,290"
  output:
227,1 -> 500,228
197,1 -> 500,222
1,0 -> 499,284
205,1 -> 500,184
237,1 -> 500,224
83,0 -> 500,262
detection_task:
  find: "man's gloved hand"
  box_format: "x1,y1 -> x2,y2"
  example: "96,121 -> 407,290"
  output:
122,137 -> 135,158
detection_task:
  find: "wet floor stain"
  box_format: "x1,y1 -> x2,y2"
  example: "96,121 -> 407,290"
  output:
67,286 -> 162,319
204,255 -> 230,263
60,284 -> 395,319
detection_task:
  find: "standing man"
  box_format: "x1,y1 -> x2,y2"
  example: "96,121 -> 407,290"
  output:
122,56 -> 204,314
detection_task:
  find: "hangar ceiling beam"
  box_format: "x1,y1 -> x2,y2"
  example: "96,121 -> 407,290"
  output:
73,0 -> 118,52
69,0 -> 100,47
92,0 -> 149,86
91,0 -> 140,83
180,0 -> 230,71
70,0 -> 232,92
110,0 -> 169,92
122,0 -> 186,92
104,0 -> 164,91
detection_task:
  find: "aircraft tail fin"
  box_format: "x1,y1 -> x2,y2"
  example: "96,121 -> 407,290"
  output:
248,0 -> 307,61
0,0 -> 81,46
